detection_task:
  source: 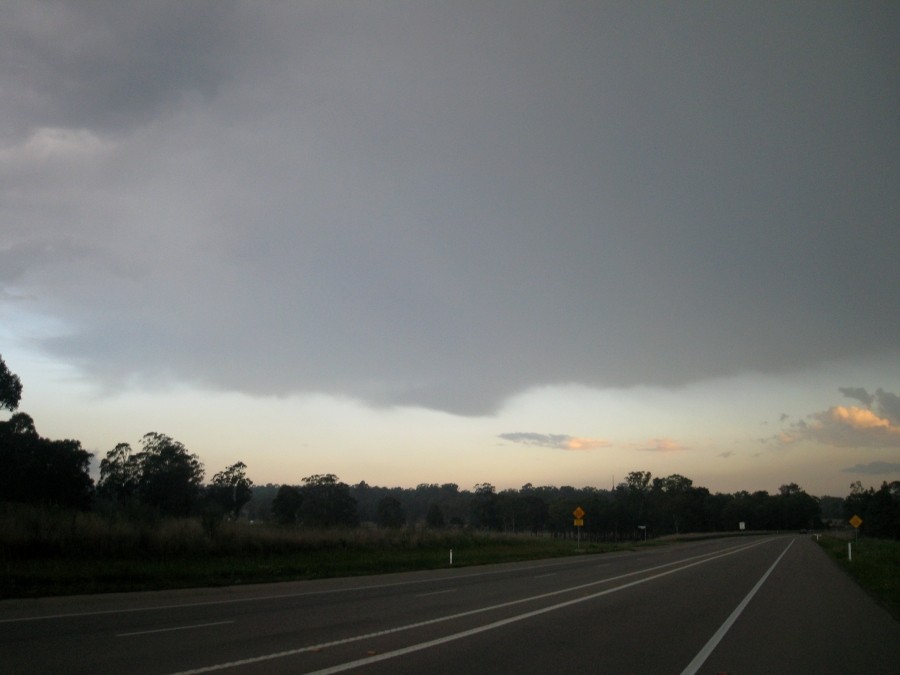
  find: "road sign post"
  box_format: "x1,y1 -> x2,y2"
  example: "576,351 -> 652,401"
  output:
850,514 -> 863,542
573,507 -> 585,549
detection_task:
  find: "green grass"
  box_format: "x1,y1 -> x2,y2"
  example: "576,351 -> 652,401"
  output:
816,534 -> 900,621
0,504 -> 627,598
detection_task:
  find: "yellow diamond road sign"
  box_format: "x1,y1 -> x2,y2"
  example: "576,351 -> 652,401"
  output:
573,506 -> 585,519
850,514 -> 863,529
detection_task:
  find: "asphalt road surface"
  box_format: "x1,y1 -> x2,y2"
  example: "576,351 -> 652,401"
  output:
2,535 -> 898,674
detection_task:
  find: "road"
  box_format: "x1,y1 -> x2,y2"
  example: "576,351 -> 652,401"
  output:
1,535 -> 898,674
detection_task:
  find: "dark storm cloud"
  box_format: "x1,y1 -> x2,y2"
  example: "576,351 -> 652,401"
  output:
2,3 -> 899,414
841,462 -> 900,476
0,1 -> 245,136
873,390 -> 900,425
839,388 -> 875,408
838,388 -> 900,425
499,433 -> 575,450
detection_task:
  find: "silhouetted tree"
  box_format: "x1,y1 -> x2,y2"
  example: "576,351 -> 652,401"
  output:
651,474 -> 695,534
272,484 -> 303,525
846,481 -> 899,539
0,355 -> 23,412
136,433 -> 204,516
377,496 -> 406,528
97,442 -> 141,506
776,483 -> 821,530
615,470 -> 652,536
425,503 -> 445,528
0,412 -> 93,509
206,461 -> 254,520
818,495 -> 844,521
98,433 -> 204,517
470,483 -> 501,530
500,486 -> 549,533
300,474 -> 358,527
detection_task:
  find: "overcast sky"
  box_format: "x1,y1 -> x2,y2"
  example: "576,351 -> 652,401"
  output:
2,1 -> 898,497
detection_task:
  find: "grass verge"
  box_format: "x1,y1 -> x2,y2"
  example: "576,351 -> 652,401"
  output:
0,505 -> 631,598
816,534 -> 900,621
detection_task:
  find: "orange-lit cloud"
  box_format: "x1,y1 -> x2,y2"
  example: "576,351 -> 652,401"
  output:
828,406 -> 892,430
565,437 -> 613,451
622,437 -> 689,452
499,432 -> 611,451
786,404 -> 900,448
639,437 -> 688,452
777,431 -> 802,445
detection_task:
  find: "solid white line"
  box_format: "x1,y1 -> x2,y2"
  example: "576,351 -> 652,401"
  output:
416,589 -> 457,597
117,620 -> 234,638
680,538 -> 795,675
169,538 -> 779,674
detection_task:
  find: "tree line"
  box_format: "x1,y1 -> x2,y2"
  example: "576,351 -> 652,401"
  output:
2,354 -> 898,539
844,480 -> 900,540
0,355 -> 251,526
258,472 -> 827,540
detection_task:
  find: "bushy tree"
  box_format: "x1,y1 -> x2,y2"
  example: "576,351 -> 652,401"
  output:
650,474 -> 695,534
425,503 -> 445,528
818,495 -> 844,521
845,480 -> 900,539
136,433 -> 204,516
98,433 -> 204,517
206,461 -> 254,520
776,483 -> 821,530
498,487 -> 549,533
0,412 -> 93,509
0,354 -> 23,412
299,474 -> 358,527
272,484 -> 304,525
613,470 -> 652,535
470,483 -> 501,530
97,442 -> 141,505
408,482 -> 466,525
376,495 -> 405,528
845,481 -> 872,520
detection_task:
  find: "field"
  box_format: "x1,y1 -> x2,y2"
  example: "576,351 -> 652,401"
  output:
0,504 -> 626,599
6,505 -> 897,615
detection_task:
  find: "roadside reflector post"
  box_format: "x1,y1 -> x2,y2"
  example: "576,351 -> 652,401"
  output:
848,542 -> 852,562
449,549 -> 453,566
